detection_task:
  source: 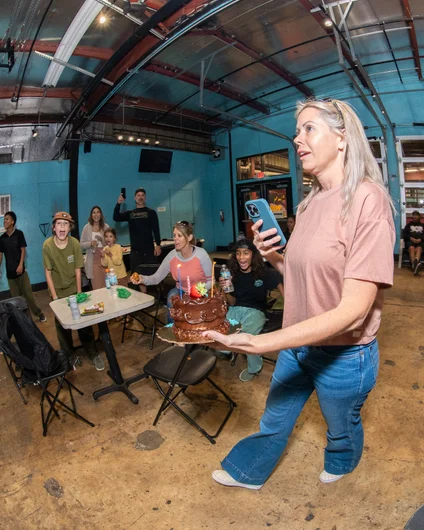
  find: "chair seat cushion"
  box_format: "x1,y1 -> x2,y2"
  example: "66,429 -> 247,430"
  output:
144,346 -> 216,387
261,311 -> 283,334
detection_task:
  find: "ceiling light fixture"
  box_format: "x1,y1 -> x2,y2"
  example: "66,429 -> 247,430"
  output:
323,17 -> 333,27
144,138 -> 150,144
117,135 -> 123,140
128,136 -> 134,141
155,139 -> 160,145
42,0 -> 103,87
32,128 -> 38,138
99,14 -> 107,24
136,138 -> 141,142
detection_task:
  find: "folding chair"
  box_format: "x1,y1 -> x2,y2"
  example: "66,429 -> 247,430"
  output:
0,303 -> 94,436
143,344 -> 237,444
121,264 -> 166,349
0,296 -> 31,404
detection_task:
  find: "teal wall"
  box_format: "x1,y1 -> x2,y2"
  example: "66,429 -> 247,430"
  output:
1,86 -> 423,293
0,160 -> 69,292
0,144 -> 234,293
78,143 -> 233,250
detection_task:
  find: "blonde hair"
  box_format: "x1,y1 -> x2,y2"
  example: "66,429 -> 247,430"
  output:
173,221 -> 195,245
295,98 -> 395,220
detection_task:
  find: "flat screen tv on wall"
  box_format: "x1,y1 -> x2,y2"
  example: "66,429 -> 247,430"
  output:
138,149 -> 173,173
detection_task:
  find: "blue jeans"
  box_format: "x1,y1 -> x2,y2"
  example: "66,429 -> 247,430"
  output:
227,306 -> 266,373
167,287 -> 180,324
222,340 -> 379,485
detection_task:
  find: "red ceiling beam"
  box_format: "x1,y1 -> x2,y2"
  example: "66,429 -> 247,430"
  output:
193,29 -> 314,97
400,0 -> 422,80
0,86 -> 223,125
296,0 -> 368,88
8,41 -> 114,61
85,0 -> 237,115
146,60 -> 270,114
0,87 -> 80,100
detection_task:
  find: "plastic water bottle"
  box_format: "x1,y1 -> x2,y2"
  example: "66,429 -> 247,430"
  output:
105,269 -> 111,289
69,295 -> 80,321
220,265 -> 234,293
109,268 -> 118,298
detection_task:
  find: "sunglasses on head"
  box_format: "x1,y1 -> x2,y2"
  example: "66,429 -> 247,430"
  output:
176,220 -> 189,226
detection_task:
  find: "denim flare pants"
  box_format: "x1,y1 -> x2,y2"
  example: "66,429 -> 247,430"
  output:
222,340 -> 379,485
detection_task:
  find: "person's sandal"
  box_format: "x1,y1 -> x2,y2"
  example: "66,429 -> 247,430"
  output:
239,368 -> 260,382
93,355 -> 105,371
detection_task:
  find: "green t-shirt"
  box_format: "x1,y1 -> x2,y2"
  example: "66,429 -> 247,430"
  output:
43,236 -> 84,298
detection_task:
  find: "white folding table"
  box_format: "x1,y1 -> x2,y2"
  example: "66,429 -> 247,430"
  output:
50,288 -> 154,404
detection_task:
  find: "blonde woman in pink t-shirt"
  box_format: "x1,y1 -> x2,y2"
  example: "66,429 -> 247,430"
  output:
206,99 -> 396,490
132,221 -> 212,322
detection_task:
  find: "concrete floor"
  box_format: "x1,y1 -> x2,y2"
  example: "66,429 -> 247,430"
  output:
1,268 -> 423,530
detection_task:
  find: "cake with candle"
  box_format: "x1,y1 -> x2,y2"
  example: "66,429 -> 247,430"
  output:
169,282 -> 230,341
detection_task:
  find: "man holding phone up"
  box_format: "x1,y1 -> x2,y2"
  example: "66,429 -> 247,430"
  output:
113,187 -> 161,291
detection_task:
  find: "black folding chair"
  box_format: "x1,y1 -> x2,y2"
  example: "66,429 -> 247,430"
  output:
0,296 -> 31,404
143,344 -> 237,444
0,303 -> 94,436
121,264 -> 166,350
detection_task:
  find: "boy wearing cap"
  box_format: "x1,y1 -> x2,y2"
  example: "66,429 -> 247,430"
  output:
43,211 -> 104,371
113,188 -> 161,291
0,211 -> 46,322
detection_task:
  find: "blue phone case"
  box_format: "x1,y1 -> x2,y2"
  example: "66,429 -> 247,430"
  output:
245,199 -> 287,247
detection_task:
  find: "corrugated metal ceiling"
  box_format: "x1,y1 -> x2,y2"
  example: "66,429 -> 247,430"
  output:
0,0 -> 422,139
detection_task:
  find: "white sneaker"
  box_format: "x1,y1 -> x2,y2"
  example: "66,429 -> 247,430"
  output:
212,470 -> 263,490
319,470 -> 345,483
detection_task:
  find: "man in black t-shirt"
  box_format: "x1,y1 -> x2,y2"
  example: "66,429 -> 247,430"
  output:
0,211 -> 46,322
113,187 -> 161,291
403,210 -> 424,275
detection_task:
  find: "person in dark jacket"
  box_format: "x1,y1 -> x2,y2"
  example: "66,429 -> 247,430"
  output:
113,187 -> 161,292
403,210 -> 423,275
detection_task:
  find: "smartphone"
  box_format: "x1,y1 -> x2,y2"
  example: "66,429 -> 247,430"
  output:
120,187 -> 126,200
245,199 -> 287,247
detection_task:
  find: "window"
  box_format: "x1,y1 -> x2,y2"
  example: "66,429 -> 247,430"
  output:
401,139 -> 424,158
236,149 -> 289,181
398,137 -> 424,228
403,162 -> 424,182
405,188 -> 424,209
0,195 -> 11,217
369,140 -> 382,159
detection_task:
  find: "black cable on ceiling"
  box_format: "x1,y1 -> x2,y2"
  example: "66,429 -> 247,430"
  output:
13,0 -> 55,104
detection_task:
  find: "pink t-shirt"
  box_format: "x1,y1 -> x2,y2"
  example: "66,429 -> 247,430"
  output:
283,182 -> 395,345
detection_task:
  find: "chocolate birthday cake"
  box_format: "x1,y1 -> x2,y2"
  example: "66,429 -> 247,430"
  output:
169,283 -> 230,341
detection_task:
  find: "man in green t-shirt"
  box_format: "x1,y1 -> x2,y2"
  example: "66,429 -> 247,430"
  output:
43,211 -> 104,371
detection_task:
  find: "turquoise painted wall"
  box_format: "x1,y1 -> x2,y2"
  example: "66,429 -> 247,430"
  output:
0,160 -> 69,292
78,143 -> 233,251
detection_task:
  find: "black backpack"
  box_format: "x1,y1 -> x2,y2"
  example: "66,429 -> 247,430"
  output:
0,302 -> 63,375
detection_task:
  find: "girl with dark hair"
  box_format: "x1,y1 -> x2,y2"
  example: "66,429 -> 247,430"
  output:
220,238 -> 283,382
80,206 -> 109,290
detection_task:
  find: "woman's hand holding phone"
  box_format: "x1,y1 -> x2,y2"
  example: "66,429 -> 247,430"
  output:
252,219 -> 284,256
